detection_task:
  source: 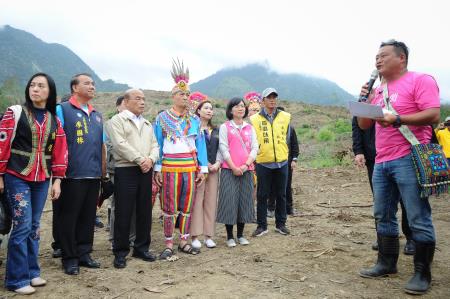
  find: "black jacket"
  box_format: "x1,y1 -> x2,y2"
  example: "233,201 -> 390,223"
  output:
352,117 -> 375,161
205,127 -> 220,164
288,127 -> 299,161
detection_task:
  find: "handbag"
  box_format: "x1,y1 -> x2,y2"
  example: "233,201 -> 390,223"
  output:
382,84 -> 450,197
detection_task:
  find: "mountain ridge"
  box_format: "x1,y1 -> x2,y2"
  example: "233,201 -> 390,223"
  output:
0,25 -> 129,94
191,64 -> 354,106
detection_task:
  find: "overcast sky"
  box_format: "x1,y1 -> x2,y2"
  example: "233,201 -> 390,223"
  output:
1,0 -> 449,99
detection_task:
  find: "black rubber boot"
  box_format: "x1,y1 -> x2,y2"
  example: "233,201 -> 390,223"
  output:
404,242 -> 435,295
371,240 -> 379,251
360,235 -> 399,278
403,239 -> 416,255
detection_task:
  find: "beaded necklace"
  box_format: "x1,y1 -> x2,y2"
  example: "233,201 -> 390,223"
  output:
158,108 -> 191,143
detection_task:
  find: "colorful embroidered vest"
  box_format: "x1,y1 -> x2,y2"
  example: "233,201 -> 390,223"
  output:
8,106 -> 57,177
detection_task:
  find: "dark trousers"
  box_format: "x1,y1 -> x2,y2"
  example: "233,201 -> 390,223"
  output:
58,179 -> 100,262
256,163 -> 288,228
51,199 -> 61,250
366,160 -> 411,239
268,162 -> 294,214
113,167 -> 152,258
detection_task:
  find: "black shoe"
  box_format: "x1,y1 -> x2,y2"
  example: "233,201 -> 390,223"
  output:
114,256 -> 126,269
275,225 -> 290,235
63,260 -> 80,275
371,240 -> 379,251
79,254 -> 101,268
404,242 -> 435,295
359,235 -> 399,278
132,250 -> 156,262
403,239 -> 416,255
252,226 -> 268,237
95,216 -> 104,228
53,248 -> 63,258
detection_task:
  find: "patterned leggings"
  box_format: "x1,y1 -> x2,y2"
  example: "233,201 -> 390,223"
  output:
161,171 -> 196,242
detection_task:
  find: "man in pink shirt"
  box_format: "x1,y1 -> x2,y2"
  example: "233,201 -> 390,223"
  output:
357,40 -> 440,295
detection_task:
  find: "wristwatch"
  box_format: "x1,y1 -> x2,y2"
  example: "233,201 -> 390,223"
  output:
393,115 -> 402,128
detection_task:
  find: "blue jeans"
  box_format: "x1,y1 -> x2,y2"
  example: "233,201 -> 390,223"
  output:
4,174 -> 50,290
372,154 -> 436,243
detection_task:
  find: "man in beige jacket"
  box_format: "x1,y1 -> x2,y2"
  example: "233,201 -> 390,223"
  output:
108,89 -> 159,268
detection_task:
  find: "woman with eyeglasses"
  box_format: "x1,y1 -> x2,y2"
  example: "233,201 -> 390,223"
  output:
216,97 -> 258,247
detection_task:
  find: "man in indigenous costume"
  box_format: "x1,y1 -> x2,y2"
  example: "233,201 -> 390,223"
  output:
154,59 -> 208,259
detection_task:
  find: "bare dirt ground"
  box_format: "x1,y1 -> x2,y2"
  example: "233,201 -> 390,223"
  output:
0,166 -> 449,298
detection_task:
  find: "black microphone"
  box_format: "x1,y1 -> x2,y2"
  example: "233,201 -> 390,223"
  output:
358,70 -> 379,102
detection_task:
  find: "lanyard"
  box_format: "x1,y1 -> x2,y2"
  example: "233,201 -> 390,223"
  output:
382,84 -> 420,145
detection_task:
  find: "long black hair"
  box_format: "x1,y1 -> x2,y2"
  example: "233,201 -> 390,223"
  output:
195,100 -> 216,129
225,97 -> 248,120
25,72 -> 57,115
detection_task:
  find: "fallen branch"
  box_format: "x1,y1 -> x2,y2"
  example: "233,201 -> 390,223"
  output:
300,213 -> 323,217
313,248 -> 334,258
300,248 -> 325,252
143,285 -> 173,293
341,183 -> 360,188
193,257 -> 218,267
279,276 -> 301,282
349,239 -> 365,245
329,279 -> 345,284
158,279 -> 175,286
316,203 -> 373,209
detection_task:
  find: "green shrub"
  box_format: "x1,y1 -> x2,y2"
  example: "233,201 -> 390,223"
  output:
334,118 -> 352,134
317,127 -> 335,142
296,126 -> 315,140
309,148 -> 337,168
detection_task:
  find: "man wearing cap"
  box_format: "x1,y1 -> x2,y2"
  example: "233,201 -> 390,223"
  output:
435,116 -> 450,164
250,88 -> 292,237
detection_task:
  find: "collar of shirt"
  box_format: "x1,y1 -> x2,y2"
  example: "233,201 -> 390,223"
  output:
123,110 -> 144,126
230,119 -> 249,130
69,96 -> 95,115
262,108 -> 277,121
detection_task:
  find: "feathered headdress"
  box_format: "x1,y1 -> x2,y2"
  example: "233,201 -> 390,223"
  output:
244,91 -> 262,103
188,91 -> 208,114
244,91 -> 262,113
171,58 -> 190,95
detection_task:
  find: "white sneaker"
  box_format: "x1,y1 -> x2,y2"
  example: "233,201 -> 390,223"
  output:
192,239 -> 202,249
14,285 -> 36,295
204,238 -> 216,248
226,239 -> 237,248
31,277 -> 47,287
238,237 -> 250,245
